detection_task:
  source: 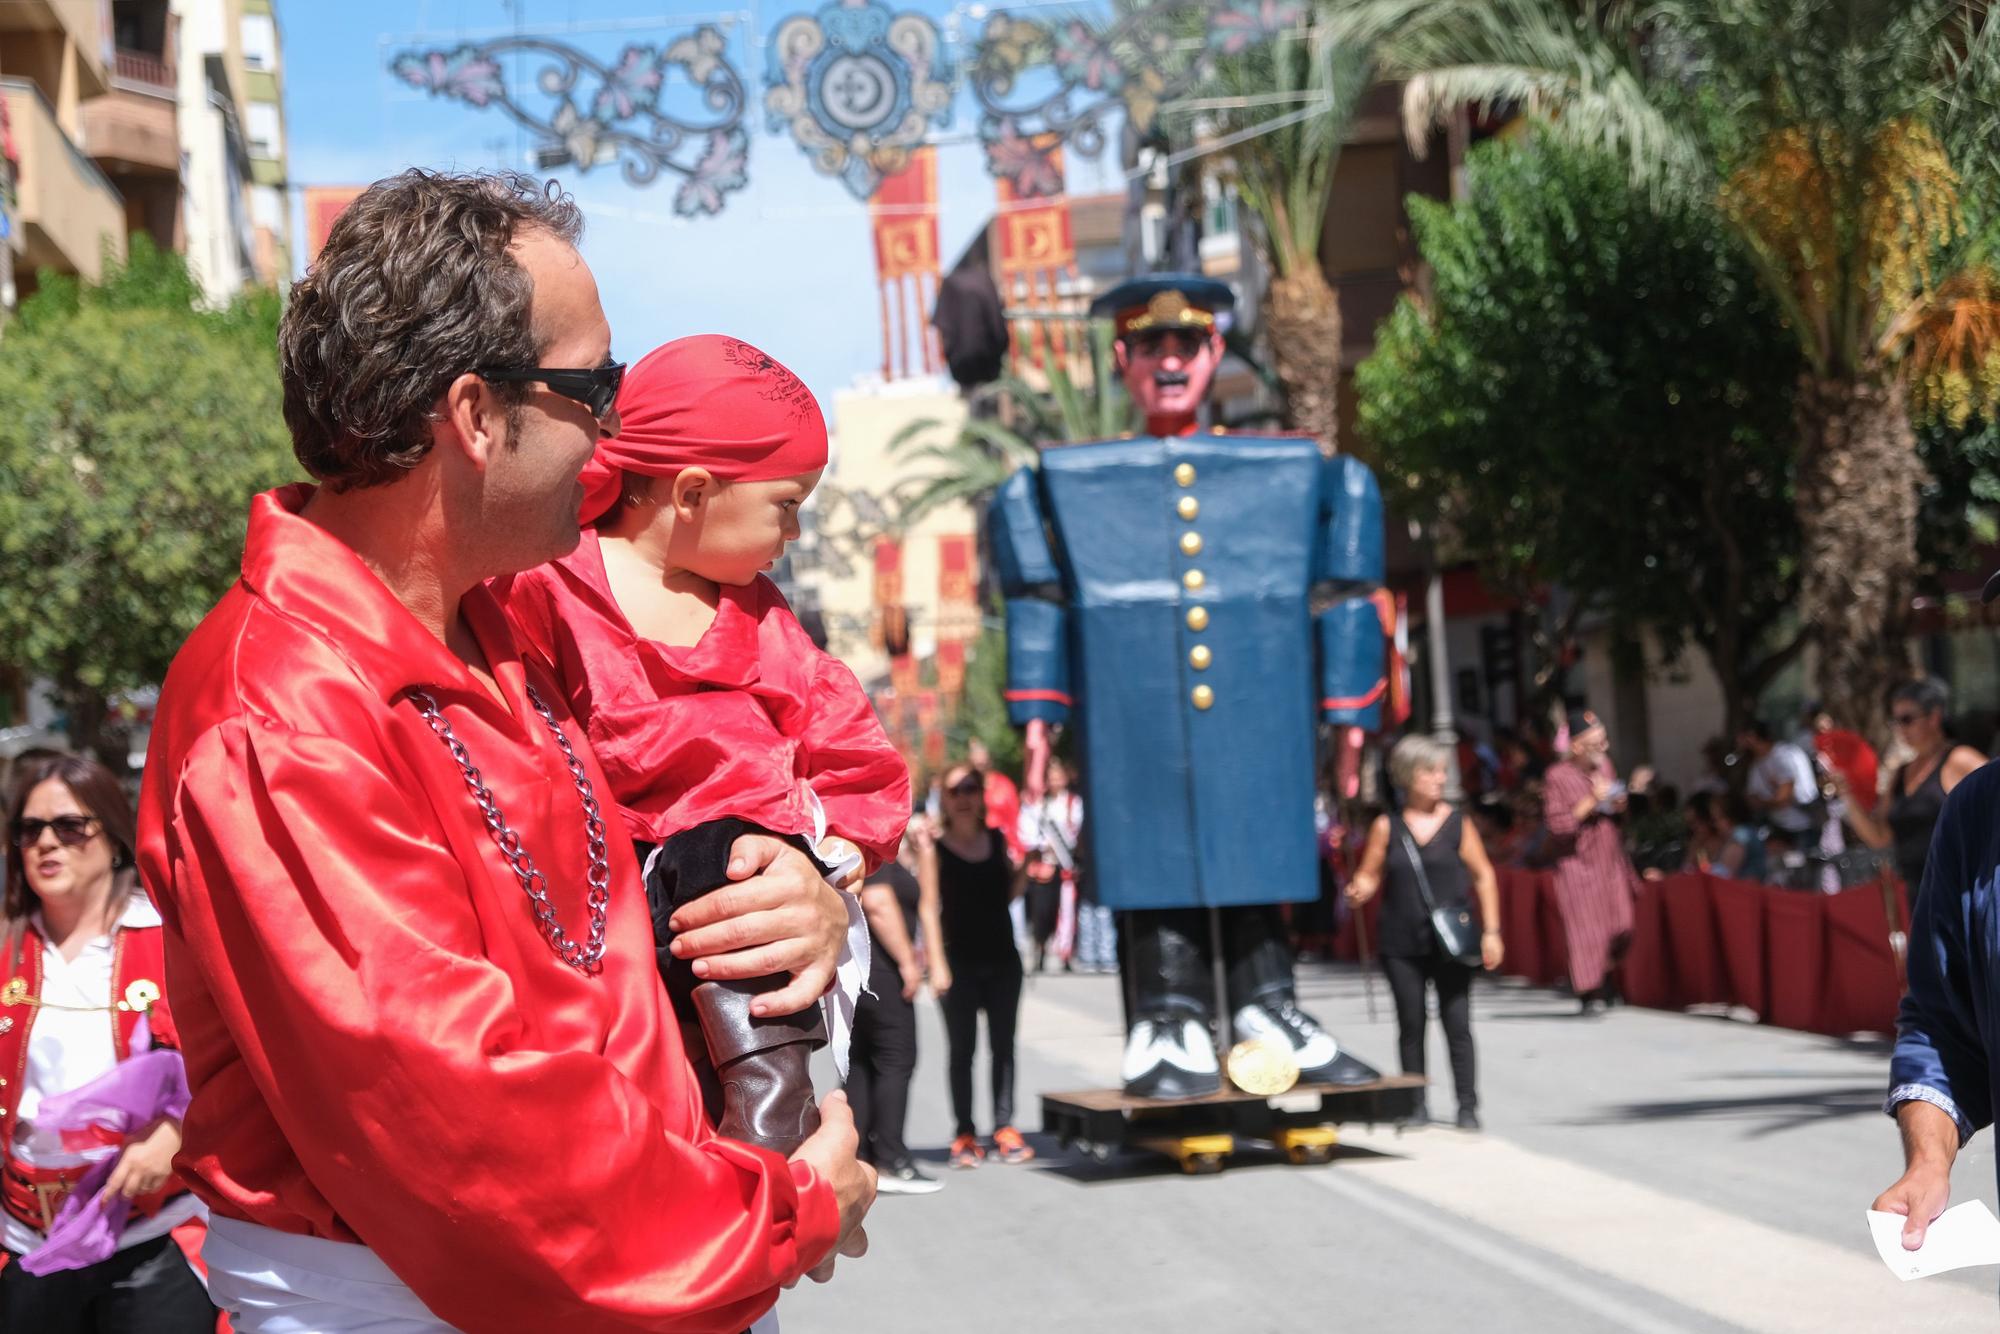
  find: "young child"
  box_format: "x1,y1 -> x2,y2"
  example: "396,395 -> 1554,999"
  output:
496,335 -> 910,1156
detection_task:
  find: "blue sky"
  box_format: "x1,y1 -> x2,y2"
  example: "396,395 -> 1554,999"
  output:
279,0 -> 1128,413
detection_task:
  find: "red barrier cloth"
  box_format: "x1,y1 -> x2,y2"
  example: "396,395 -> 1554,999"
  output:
1709,876 -> 1768,1017
1618,878 -> 1673,1009
1658,873 -> 1728,1007
1762,885 -> 1827,1031
1817,881 -> 1905,1036
1498,868 -> 1544,984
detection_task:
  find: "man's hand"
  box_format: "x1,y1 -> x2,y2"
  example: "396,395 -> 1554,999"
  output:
1874,1161 -> 1953,1250
103,1118 -> 180,1202
1874,1100 -> 1960,1249
668,834 -> 849,1017
790,1092 -> 875,1284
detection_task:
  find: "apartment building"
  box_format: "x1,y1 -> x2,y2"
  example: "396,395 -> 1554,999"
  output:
0,1 -> 126,302
0,0 -> 290,317
176,0 -> 289,303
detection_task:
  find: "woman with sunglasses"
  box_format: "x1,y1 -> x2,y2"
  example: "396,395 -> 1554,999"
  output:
1839,678 -> 1986,894
0,754 -> 215,1331
925,763 -> 1032,1168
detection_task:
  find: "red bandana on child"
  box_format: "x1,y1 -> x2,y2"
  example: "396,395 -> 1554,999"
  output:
579,335 -> 829,523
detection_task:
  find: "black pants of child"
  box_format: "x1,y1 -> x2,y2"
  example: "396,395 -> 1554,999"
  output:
641,819 -> 829,1156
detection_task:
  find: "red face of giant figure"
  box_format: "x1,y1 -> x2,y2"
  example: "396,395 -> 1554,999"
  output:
1116,327 -> 1224,436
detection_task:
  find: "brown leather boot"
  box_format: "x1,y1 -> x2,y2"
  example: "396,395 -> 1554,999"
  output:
690,978 -> 825,1156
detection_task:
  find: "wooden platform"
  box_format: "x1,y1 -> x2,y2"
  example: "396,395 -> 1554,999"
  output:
1042,1075 -> 1427,1172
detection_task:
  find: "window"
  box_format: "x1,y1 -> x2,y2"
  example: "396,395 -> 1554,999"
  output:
246,102 -> 283,159
252,185 -> 285,231
241,14 -> 278,72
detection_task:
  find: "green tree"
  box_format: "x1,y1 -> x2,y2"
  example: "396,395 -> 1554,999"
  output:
1357,135 -> 1805,734
0,241 -> 294,759
1336,0 -> 2000,739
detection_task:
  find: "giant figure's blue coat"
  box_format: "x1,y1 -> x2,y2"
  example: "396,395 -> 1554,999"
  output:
990,434 -> 1387,911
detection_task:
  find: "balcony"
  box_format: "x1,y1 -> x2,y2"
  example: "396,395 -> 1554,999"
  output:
0,1 -> 111,99
83,49 -> 178,176
1,76 -> 127,284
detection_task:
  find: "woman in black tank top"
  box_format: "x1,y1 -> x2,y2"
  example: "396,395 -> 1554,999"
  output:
924,764 -> 1031,1168
1347,736 -> 1504,1130
1843,678 -> 1986,894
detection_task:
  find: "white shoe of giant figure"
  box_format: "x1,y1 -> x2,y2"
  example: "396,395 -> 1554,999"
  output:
1233,1000 -> 1380,1086
1121,1013 -> 1221,1100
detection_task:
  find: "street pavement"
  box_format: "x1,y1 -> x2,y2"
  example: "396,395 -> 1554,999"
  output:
787,961 -> 1999,1333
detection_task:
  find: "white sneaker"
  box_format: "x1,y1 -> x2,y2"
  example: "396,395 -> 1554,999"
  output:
1121,1014 -> 1221,1099
1233,1001 -> 1380,1086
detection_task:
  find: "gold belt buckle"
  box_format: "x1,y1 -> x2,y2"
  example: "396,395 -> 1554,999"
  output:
30,1178 -> 71,1230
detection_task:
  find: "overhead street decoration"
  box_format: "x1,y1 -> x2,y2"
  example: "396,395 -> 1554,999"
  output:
390,27 -> 752,217
385,1 -> 1305,207
764,0 -> 953,199
969,0 -> 1306,197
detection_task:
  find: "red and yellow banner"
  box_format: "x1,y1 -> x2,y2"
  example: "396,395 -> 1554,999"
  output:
869,148 -> 941,380
995,138 -> 1075,367
995,139 -> 1074,278
302,186 -> 367,265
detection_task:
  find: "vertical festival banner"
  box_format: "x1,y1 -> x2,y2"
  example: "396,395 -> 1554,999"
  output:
933,533 -> 978,706
868,146 -> 941,382
302,186 -> 367,265
993,137 -> 1076,368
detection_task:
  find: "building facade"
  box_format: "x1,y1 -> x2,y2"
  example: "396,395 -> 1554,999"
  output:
0,0 -> 287,318
0,0 -> 125,302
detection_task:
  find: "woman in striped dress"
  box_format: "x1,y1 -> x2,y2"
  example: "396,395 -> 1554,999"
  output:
1542,711 -> 1639,1015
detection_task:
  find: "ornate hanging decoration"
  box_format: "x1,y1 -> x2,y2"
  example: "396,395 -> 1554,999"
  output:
969,0 -> 1305,197
764,0 -> 953,200
389,28 -> 752,218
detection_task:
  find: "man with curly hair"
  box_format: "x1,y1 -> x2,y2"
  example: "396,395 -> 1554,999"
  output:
137,170 -> 873,1333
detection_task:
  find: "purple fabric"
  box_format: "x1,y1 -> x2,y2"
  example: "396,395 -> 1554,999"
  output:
17,1048 -> 189,1275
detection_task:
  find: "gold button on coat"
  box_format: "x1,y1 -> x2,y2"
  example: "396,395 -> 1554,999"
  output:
1183,569 -> 1205,591
1177,496 -> 1199,521
1180,532 -> 1203,556
1190,645 -> 1212,670
1174,463 -> 1196,486
1191,685 -> 1215,710
1186,606 -> 1209,632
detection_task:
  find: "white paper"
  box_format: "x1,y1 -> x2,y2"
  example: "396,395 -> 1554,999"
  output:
1867,1202 -> 2000,1281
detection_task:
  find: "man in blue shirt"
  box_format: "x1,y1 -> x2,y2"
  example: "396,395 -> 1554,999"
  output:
1875,583 -> 2000,1248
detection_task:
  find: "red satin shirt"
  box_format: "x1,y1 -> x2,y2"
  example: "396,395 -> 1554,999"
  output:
136,487 -> 838,1333
493,531 -> 909,867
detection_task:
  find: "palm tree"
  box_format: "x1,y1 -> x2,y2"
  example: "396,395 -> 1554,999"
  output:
1329,0 -> 2000,738
1166,10 -> 1377,449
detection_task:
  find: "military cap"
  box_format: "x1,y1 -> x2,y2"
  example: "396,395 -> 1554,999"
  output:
1089,274 -> 1236,339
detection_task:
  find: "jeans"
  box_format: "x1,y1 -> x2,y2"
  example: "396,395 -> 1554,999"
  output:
1381,949 -> 1478,1112
847,981 -> 918,1167
940,963 -> 1024,1136
1075,903 -> 1118,970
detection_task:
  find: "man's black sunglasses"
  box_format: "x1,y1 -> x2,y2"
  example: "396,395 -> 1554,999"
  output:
477,361 -> 626,421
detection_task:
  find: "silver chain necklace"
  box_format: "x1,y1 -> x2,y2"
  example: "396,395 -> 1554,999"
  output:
408,685 -> 611,973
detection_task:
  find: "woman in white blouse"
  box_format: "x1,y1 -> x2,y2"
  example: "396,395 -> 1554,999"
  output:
0,754 -> 214,1330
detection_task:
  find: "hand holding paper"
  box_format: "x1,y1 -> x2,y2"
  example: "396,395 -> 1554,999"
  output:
1867,1202 -> 2000,1281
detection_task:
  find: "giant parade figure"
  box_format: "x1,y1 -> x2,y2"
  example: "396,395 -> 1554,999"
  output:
990,275 -> 1389,1099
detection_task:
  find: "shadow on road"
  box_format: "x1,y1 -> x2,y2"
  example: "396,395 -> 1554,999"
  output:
1562,1084 -> 1885,1138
